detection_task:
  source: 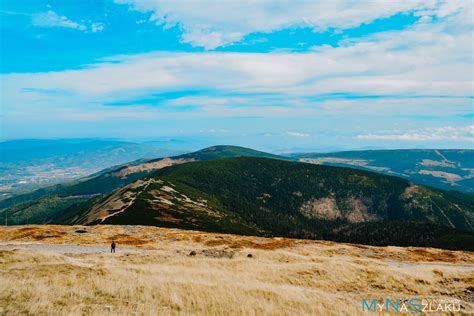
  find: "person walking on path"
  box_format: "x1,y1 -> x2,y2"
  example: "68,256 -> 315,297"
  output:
111,241 -> 116,253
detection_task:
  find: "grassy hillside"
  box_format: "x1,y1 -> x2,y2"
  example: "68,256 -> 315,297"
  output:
2,225 -> 473,315
173,145 -> 287,161
73,157 -> 474,250
294,149 -> 474,193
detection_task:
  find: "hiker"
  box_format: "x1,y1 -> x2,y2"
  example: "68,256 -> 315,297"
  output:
111,241 -> 116,253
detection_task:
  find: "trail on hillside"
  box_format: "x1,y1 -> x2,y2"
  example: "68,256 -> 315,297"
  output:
0,243 -> 155,253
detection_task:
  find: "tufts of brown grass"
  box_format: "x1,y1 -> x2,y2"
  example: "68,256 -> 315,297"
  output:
202,236 -> 299,250
230,237 -> 300,250
196,233 -> 303,250
407,247 -> 460,262
3,226 -> 67,241
106,234 -> 148,246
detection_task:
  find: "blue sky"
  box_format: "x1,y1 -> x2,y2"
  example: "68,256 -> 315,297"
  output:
1,0 -> 473,151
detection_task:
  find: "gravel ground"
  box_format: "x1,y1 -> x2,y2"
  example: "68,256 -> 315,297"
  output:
385,260 -> 474,271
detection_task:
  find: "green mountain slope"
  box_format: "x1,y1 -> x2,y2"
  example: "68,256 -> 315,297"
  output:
0,146 -> 288,225
69,157 -> 474,250
293,149 -> 474,193
164,145 -> 287,161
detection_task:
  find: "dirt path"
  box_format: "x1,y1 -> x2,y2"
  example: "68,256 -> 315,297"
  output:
100,178 -> 155,223
2,242 -> 473,272
0,243 -> 155,253
435,149 -> 450,162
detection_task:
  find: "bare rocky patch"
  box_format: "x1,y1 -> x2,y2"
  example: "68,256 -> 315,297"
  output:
345,197 -> 378,223
299,197 -> 341,220
111,158 -> 192,178
419,170 -> 463,182
420,159 -> 457,168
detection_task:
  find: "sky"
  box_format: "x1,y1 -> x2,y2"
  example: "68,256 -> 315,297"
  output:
1,0 -> 473,151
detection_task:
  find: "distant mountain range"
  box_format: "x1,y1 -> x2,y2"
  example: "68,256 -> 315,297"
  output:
1,145 -> 472,251
2,140 -> 472,197
293,149 -> 474,193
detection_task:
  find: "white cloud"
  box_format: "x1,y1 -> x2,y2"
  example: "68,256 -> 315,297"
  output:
4,28 -> 471,98
7,1 -> 469,100
199,129 -> 229,133
32,10 -> 105,33
4,0 -> 471,102
2,3 -> 472,128
287,132 -> 310,137
32,10 -> 87,31
355,126 -> 474,142
114,0 -> 469,49
182,29 -> 243,50
91,23 -> 105,33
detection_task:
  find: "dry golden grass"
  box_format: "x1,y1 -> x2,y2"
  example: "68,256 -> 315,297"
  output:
0,225 -> 473,315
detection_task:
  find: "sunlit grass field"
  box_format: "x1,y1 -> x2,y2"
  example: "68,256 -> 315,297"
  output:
1,225 -> 473,315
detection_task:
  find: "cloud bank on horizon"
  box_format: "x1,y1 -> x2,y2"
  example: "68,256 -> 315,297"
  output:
1,0 -> 472,150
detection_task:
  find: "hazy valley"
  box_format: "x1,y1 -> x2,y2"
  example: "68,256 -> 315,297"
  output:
0,139 -> 188,199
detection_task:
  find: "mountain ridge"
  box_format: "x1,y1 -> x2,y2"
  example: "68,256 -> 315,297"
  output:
64,157 -> 474,250
0,146 -> 289,225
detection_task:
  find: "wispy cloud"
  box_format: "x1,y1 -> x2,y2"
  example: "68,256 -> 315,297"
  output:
115,0 -> 469,49
355,126 -> 474,142
4,1 -> 472,110
32,10 -> 104,33
32,10 -> 86,30
91,23 -> 105,33
287,132 -> 310,137
199,129 -> 229,133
